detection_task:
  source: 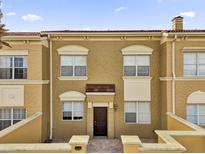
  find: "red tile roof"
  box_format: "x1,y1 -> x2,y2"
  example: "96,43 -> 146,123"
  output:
86,84 -> 115,93
4,29 -> 205,37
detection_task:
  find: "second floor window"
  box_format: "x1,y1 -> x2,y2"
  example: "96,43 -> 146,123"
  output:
61,56 -> 87,77
0,56 -> 27,79
184,53 -> 205,76
124,56 -> 150,76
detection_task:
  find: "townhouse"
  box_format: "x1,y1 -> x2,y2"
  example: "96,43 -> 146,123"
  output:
0,16 -> 205,142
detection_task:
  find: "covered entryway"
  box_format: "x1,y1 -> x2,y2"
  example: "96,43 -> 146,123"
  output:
86,84 -> 115,139
94,107 -> 107,136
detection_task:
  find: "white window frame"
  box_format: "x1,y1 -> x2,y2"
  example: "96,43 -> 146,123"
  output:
0,108 -> 26,130
124,101 -> 151,124
60,56 -> 87,77
184,52 -> 205,77
0,56 -> 28,80
62,102 -> 84,121
123,55 -> 150,77
187,104 -> 205,125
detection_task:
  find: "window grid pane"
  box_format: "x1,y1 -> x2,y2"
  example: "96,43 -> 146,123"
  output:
0,56 -> 13,79
0,56 -> 27,79
61,56 -> 87,77
0,108 -> 26,131
63,102 -> 83,121
184,53 -> 205,76
125,102 -> 151,124
124,56 -> 150,77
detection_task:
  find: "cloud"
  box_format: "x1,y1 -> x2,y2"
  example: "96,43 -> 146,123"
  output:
22,14 -> 43,22
83,27 -> 92,30
114,6 -> 127,13
180,11 -> 195,18
21,29 -> 30,32
6,12 -> 16,16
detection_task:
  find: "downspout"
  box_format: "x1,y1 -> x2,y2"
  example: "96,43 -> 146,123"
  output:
49,34 -> 53,140
172,34 -> 177,114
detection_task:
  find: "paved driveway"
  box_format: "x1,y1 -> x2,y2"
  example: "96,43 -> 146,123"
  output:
88,137 -> 122,153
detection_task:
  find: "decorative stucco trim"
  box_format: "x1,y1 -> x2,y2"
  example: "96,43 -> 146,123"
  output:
187,90 -> 205,104
57,45 -> 89,55
121,45 -> 153,55
160,77 -> 205,81
0,50 -> 28,55
86,92 -> 115,96
123,76 -> 152,80
59,91 -> 86,101
0,80 -> 49,85
92,102 -> 109,107
183,47 -> 205,52
58,76 -> 88,80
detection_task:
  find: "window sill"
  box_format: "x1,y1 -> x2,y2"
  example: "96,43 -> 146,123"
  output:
58,76 -> 88,81
62,119 -> 83,122
123,76 -> 152,80
125,122 -> 151,125
0,79 -> 49,85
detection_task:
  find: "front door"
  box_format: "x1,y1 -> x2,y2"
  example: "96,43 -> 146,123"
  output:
94,107 -> 107,136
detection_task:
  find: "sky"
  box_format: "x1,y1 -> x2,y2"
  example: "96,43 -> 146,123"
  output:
1,0 -> 205,32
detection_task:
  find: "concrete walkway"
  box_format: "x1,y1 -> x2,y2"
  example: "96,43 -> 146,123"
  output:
88,137 -> 122,153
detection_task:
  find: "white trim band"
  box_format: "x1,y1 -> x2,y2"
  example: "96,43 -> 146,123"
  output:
0,50 -> 28,56
0,80 -> 49,85
86,92 -> 115,96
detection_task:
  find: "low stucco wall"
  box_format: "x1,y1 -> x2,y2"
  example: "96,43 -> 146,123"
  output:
167,113 -> 205,153
0,112 -> 42,143
167,113 -> 194,131
0,143 -> 71,153
174,136 -> 205,153
121,112 -> 205,153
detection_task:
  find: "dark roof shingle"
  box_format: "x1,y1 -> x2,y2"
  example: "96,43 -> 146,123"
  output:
86,84 -> 115,93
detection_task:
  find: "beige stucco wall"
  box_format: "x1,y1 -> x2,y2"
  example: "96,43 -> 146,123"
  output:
0,115 -> 42,143
52,40 -> 161,140
0,42 -> 50,142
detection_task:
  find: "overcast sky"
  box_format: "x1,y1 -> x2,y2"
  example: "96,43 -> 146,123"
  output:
2,0 -> 205,32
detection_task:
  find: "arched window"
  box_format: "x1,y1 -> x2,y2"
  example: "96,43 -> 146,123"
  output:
186,91 -> 205,125
57,45 -> 89,80
121,45 -> 153,77
59,91 -> 85,121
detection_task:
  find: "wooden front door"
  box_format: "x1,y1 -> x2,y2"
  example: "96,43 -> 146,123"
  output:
94,107 -> 107,136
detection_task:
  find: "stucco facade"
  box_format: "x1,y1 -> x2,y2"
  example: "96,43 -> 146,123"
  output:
0,17 -> 205,143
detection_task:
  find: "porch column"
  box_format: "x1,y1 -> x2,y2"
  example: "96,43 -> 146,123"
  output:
87,102 -> 93,138
108,102 -> 114,139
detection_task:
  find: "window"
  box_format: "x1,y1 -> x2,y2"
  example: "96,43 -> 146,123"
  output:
0,56 -> 27,79
187,104 -> 205,125
0,108 -> 26,131
124,56 -> 150,76
60,56 -> 87,77
63,102 -> 83,120
125,102 -> 151,124
184,53 -> 205,76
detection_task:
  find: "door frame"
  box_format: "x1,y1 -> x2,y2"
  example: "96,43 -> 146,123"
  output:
93,107 -> 108,136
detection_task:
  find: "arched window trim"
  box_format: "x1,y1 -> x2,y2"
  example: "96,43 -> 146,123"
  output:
187,90 -> 205,104
57,45 -> 89,55
59,91 -> 86,101
121,45 -> 153,55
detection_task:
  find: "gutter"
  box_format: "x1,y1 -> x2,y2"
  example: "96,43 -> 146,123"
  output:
172,34 -> 177,114
48,34 -> 53,140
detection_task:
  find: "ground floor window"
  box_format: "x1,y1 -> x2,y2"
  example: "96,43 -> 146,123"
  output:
0,108 -> 26,131
187,104 -> 205,125
125,102 -> 151,124
63,102 -> 83,121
